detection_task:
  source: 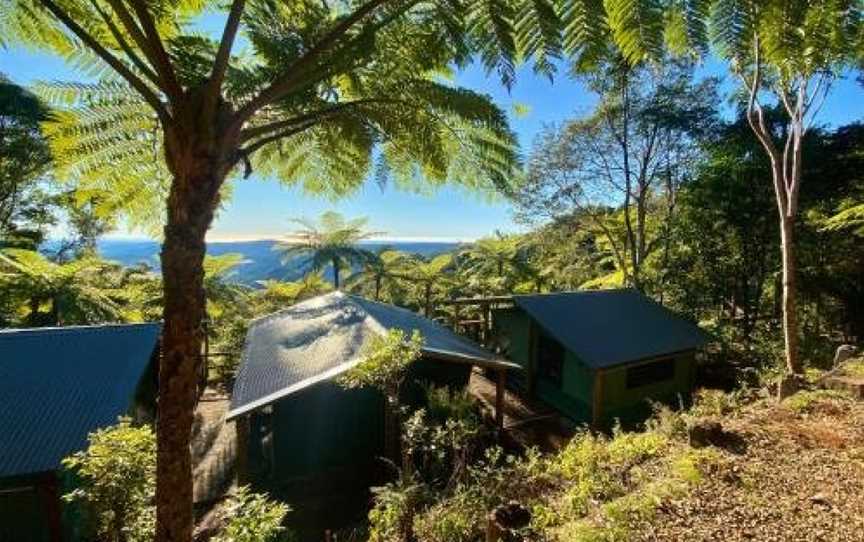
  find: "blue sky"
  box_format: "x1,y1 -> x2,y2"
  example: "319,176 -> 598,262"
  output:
2,34 -> 862,241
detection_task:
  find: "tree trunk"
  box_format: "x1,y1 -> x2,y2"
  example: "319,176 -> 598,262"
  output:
424,283 -> 432,317
779,215 -> 801,374
375,275 -> 381,300
156,129 -> 228,542
333,258 -> 340,289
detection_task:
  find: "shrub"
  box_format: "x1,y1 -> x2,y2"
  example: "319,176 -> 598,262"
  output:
212,486 -> 291,542
368,474 -> 427,542
62,418 -> 156,542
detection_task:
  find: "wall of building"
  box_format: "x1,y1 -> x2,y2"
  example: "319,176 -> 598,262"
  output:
597,353 -> 696,425
245,356 -> 473,489
493,307 -> 594,423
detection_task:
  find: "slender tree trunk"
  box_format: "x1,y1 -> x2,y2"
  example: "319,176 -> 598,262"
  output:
375,275 -> 381,300
779,215 -> 801,373
424,283 -> 432,317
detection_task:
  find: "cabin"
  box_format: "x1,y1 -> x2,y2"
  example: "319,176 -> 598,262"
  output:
0,323 -> 160,542
490,290 -> 708,426
227,292 -> 516,500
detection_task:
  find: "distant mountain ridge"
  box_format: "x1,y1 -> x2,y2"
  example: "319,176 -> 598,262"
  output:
97,239 -> 459,285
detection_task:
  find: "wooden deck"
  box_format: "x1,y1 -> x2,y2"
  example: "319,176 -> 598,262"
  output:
468,369 -> 576,452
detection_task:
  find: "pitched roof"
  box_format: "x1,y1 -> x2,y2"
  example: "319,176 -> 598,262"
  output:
0,323 -> 160,478
228,292 -> 513,419
513,289 -> 708,369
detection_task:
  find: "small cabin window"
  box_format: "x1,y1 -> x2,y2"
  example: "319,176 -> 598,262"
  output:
626,358 -> 675,389
537,333 -> 565,388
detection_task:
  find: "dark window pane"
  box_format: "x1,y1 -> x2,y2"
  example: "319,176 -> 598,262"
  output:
537,332 -> 565,388
626,359 -> 675,389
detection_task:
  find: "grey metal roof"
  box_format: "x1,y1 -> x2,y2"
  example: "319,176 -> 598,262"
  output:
0,323 -> 160,478
228,292 -> 510,419
513,289 -> 709,369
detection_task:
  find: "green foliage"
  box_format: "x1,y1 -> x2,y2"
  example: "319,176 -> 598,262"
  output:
62,418 -> 156,542
782,389 -> 852,413
212,486 -> 291,542
368,474 -> 427,542
0,248 -> 127,325
0,74 -> 55,246
841,358 -> 864,378
338,328 -> 423,400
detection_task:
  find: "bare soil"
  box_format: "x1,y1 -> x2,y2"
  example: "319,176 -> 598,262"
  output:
634,395 -> 864,541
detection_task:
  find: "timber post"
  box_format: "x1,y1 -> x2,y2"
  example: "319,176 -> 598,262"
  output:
495,368 -> 506,431
235,415 -> 250,485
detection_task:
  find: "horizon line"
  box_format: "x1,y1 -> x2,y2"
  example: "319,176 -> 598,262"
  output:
96,234 -> 479,244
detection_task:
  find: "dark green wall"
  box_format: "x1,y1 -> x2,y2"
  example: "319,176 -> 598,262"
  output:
245,356 -> 472,487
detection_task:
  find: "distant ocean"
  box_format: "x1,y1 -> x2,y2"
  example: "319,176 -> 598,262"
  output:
97,239 -> 460,285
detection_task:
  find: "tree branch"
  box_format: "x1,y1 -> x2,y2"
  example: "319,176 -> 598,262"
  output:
207,0 -> 246,106
36,0 -> 170,123
237,122 -> 318,161
232,0 -> 393,128
240,99 -> 389,142
127,0 -> 182,100
89,0 -> 160,85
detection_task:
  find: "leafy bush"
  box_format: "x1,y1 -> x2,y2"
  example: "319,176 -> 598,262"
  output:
62,418 -> 156,542
212,486 -> 291,542
368,474 -> 427,542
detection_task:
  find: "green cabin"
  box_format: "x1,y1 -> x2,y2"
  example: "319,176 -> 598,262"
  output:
491,290 -> 708,426
227,292 -> 515,525
0,324 -> 160,542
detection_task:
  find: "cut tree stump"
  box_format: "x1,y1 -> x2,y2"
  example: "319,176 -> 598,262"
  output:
485,501 -> 531,542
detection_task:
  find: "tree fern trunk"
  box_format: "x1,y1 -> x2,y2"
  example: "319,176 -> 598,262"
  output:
156,115 -> 230,542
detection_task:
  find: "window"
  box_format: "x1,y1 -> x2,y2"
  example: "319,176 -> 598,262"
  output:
536,332 -> 565,388
626,358 -> 675,389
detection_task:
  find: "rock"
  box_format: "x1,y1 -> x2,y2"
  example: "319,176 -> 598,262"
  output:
688,419 -> 725,448
834,345 -> 858,367
810,493 -> 831,508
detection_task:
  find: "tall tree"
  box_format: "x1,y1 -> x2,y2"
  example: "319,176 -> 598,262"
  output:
517,58 -> 718,290
276,211 -> 381,289
1,0 -> 534,536
711,0 -> 862,375
0,75 -> 54,247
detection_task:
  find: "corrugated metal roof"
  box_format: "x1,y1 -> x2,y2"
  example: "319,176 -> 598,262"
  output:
0,323 -> 160,478
228,292 -> 508,419
513,289 -> 709,369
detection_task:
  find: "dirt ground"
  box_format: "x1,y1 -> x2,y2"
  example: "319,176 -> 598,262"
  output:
634,394 -> 864,541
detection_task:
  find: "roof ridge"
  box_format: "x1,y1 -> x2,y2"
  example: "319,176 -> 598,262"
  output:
514,288 -> 635,299
343,294 -> 390,337
246,290 -> 347,328
0,322 -> 160,338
